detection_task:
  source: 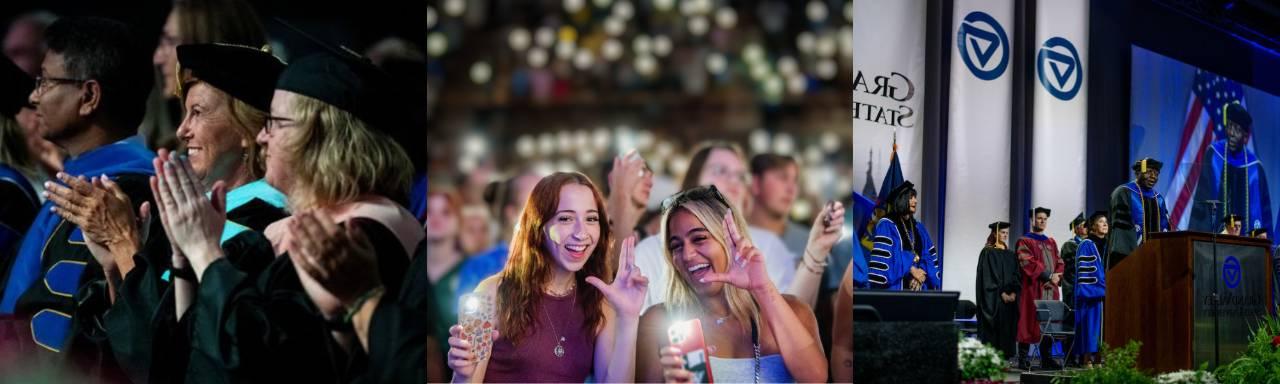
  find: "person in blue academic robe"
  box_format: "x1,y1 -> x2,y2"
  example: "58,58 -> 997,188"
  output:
868,181 -> 940,290
1191,103 -> 1272,239
1073,211 -> 1109,368
1107,158 -> 1171,269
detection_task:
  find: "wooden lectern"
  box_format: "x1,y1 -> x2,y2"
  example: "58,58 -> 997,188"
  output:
1104,231 -> 1273,373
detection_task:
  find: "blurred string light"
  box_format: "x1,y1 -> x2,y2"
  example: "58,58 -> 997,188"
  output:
763,75 -> 784,104
593,0 -> 613,9
556,41 -> 577,60
557,131 -> 574,153
634,55 -> 658,77
792,200 -> 813,221
652,35 -> 673,57
538,133 -> 556,156
839,26 -> 853,59
470,61 -> 492,84
462,134 -> 488,158
742,43 -> 765,65
749,61 -> 771,81
786,73 -> 807,96
427,32 -> 448,57
536,27 -> 556,48
687,16 -> 709,36
655,141 -> 674,158
804,146 -> 823,165
681,0 -> 712,16
613,1 -> 635,20
444,0 -> 466,17
635,130 -> 654,150
653,0 -> 675,12
714,7 -> 737,29
427,6 -> 437,29
820,131 -> 840,153
574,130 -> 590,149
614,125 -> 636,152
573,48 -> 595,70
528,47 -> 549,68
516,135 -> 536,158
602,38 -> 624,61
592,127 -> 611,149
564,0 -> 586,13
815,58 -> 837,80
577,150 -> 597,167
805,0 -> 828,23
772,132 -> 795,155
705,53 -> 727,74
845,1 -> 855,22
796,32 -> 816,55
509,28 -> 531,51
632,35 -> 652,56
776,56 -> 798,76
815,33 -> 837,58
604,17 -> 626,36
749,129 -> 770,154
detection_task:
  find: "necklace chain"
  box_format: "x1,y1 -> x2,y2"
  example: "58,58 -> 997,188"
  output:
542,286 -> 576,358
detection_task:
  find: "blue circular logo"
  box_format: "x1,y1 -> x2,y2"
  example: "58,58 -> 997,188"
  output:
956,11 -> 1010,81
1223,256 -> 1242,289
1036,37 -> 1083,100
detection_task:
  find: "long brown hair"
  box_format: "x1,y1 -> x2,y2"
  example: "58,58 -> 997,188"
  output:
497,172 -> 611,345
680,141 -> 745,192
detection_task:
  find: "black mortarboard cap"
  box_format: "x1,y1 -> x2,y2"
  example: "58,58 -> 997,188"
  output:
272,19 -> 403,137
0,57 -> 33,119
1132,158 -> 1163,172
988,221 -> 1011,230
1030,207 -> 1051,217
1088,211 -> 1108,224
1069,212 -> 1086,230
177,44 -> 285,113
1224,102 -> 1252,130
885,180 -> 916,204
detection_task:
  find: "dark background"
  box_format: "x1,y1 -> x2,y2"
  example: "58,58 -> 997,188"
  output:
0,0 -> 427,61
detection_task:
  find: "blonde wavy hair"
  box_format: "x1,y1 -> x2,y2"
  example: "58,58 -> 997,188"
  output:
283,94 -> 412,210
178,79 -> 267,179
660,188 -> 761,334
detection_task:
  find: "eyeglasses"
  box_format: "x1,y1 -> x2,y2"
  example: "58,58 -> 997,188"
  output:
33,75 -> 87,95
661,185 -> 731,212
706,164 -> 749,185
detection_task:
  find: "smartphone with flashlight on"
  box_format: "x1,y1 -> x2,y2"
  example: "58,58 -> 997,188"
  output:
668,319 -> 714,383
459,293 -> 496,362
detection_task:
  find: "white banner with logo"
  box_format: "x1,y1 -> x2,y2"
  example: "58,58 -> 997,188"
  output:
1033,0 -> 1089,244
943,0 -> 1015,302
850,0 -> 926,200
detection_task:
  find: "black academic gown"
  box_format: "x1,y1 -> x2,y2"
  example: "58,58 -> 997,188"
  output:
102,195 -> 287,384
189,218 -> 410,383
976,245 -> 1020,358
356,239 -> 427,384
1060,237 -> 1083,308
0,166 -> 38,293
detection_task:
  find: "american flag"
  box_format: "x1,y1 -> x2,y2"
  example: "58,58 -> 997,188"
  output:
1165,69 -> 1252,230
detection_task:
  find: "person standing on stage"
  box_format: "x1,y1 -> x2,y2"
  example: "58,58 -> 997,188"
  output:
1016,207 -> 1063,370
976,221 -> 1018,360
1059,213 -> 1086,315
867,181 -> 940,290
1072,211 -> 1109,368
1107,158 -> 1171,269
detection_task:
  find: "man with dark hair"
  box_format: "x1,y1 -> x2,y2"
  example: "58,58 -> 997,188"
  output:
0,16 -> 164,379
1222,214 -> 1244,236
1015,207 -> 1064,370
749,153 -> 805,253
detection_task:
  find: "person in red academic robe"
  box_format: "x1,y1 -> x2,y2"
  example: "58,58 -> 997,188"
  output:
1015,206 -> 1064,370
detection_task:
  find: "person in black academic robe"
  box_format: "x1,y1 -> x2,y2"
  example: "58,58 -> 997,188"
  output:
1107,158 -> 1171,269
160,50 -> 424,383
976,221 -> 1019,359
